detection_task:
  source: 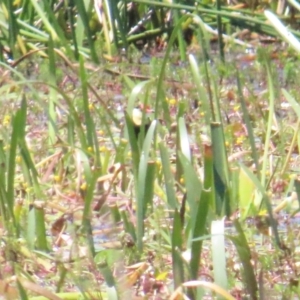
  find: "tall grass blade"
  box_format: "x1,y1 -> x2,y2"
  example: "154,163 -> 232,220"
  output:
229,220 -> 258,299
30,0 -> 58,40
136,121 -> 157,251
173,3 -> 186,61
211,123 -> 230,216
47,36 -> 58,145
190,144 -> 212,280
178,117 -> 191,162
125,112 -> 140,178
216,0 -> 225,62
239,162 -> 281,247
7,97 -> 28,235
82,170 -> 99,257
236,70 -> 260,177
282,89 -> 300,119
211,219 -> 227,291
34,206 -> 48,251
265,10 -> 300,53
79,56 -> 94,147
155,15 -> 190,127
178,152 -> 201,219
5,0 -> 19,58
172,209 -> 184,289
159,142 -> 178,210
189,54 -> 211,125
260,59 -> 275,188
74,0 -> 99,62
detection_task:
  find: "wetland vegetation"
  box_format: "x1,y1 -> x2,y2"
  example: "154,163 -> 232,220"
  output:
1,0 -> 300,299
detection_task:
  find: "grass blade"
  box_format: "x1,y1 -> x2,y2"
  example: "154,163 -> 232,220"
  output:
229,220 -> 258,299
172,209 -> 184,289
190,144 -> 212,280
136,121 -> 157,251
211,220 -> 227,291
211,123 -> 230,216
159,142 -> 178,210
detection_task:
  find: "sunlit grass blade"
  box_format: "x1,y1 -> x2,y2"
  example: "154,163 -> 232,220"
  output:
27,206 -> 35,250
229,220 -> 258,299
29,0 -> 58,41
177,152 -> 201,217
7,97 -> 28,235
189,144 -> 212,280
172,280 -> 237,300
265,10 -> 300,53
175,102 -> 186,183
239,162 -> 281,247
189,54 -> 211,125
211,220 -> 227,291
282,89 -> 300,118
178,117 -> 191,162
238,166 -> 257,218
34,206 -> 48,252
260,59 -> 275,188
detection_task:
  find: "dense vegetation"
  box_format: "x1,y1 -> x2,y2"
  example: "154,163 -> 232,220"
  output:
1,0 -> 300,299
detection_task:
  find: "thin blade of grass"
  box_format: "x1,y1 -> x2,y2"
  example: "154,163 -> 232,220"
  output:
239,162 -> 281,247
172,209 -> 184,289
7,97 -> 28,234
136,121 -> 157,251
47,36 -> 58,145
216,0 -> 225,62
177,152 -> 201,216
236,69 -> 260,177
190,144 -> 212,280
74,0 -> 99,62
211,122 -> 230,216
189,54 -> 211,125
178,117 -> 191,162
265,10 -> 300,53
260,59 -> 275,188
125,112 -> 140,178
34,206 -> 48,251
228,220 -> 258,299
155,14 -> 190,128
29,0 -> 58,40
159,142 -> 178,210
81,170 -> 99,257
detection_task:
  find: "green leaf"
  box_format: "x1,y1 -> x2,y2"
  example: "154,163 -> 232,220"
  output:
172,210 -> 184,288
228,220 -> 258,299
159,142 -> 178,209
